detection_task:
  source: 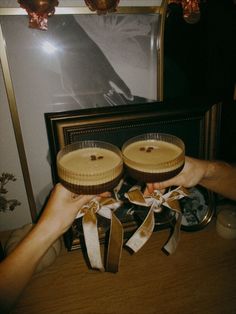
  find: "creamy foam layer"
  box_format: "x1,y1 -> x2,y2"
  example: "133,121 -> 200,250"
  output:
58,147 -> 122,186
123,140 -> 184,173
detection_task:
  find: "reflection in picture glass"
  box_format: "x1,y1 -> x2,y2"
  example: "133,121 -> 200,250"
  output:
0,13 -> 160,210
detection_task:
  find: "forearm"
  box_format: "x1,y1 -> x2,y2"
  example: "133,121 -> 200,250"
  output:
200,161 -> 236,200
0,222 -> 59,313
0,184 -> 97,313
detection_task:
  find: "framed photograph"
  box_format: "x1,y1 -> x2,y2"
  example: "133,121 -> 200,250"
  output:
45,100 -> 217,250
179,185 -> 215,232
0,1 -> 167,224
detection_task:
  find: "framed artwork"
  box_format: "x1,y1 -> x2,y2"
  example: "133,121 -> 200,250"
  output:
45,100 -> 217,250
0,0 -> 168,222
179,185 -> 215,232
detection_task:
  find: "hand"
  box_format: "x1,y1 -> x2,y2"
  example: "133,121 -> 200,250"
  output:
37,183 -> 110,238
0,183 -> 112,313
145,156 -> 209,193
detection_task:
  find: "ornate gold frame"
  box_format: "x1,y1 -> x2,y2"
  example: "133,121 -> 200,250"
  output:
0,1 -> 168,221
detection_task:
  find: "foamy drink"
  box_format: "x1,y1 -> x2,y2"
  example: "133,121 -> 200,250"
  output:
57,141 -> 123,194
122,133 -> 185,182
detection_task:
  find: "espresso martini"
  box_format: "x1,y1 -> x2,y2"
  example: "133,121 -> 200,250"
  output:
57,141 -> 123,194
122,133 -> 185,182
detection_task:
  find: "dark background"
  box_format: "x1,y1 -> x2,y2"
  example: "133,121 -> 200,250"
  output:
163,0 -> 236,162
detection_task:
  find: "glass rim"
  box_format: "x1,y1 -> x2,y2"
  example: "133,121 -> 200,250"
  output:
121,132 -> 185,169
57,140 -> 123,178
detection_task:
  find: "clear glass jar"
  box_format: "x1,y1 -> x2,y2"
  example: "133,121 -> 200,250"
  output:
216,208 -> 236,239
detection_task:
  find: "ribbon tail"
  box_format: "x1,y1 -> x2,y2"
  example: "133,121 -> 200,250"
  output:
82,211 -> 104,271
163,201 -> 182,255
125,207 -> 155,253
106,212 -> 124,273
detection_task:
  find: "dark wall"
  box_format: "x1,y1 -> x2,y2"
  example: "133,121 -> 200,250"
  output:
163,0 -> 236,162
164,0 -> 236,104
219,99 -> 236,162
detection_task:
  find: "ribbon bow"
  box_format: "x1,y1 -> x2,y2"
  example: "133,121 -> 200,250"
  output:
76,198 -> 123,273
125,186 -> 189,254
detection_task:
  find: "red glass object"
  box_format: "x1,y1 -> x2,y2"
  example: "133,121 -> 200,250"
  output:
84,0 -> 120,14
18,0 -> 59,30
182,0 -> 200,24
168,0 -> 200,24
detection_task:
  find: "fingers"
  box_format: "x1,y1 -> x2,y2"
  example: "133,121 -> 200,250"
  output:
104,89 -> 127,106
99,191 -> 112,198
71,191 -> 111,202
145,178 -> 178,195
151,180 -> 174,190
71,194 -> 95,203
110,77 -> 133,101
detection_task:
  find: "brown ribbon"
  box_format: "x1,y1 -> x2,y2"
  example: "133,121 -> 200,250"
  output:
125,186 -> 189,254
77,198 -> 123,272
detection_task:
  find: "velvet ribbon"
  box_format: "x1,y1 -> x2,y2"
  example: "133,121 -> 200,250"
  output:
76,198 -> 123,272
124,186 -> 189,255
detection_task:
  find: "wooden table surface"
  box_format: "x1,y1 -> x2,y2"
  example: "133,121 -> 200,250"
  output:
2,217 -> 236,314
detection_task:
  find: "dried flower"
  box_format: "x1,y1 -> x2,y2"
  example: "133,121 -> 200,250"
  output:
0,173 -> 21,212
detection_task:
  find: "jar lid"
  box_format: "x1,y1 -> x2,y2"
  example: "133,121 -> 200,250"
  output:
217,208 -> 236,229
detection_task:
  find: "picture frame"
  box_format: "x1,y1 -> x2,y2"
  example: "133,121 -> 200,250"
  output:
45,100 -> 218,250
179,185 -> 215,232
0,0 -> 168,223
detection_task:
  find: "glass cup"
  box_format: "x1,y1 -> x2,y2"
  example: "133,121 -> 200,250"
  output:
122,133 -> 185,183
122,133 -> 185,229
57,140 -> 123,194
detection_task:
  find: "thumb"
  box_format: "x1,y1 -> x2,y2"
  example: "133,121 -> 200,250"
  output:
152,178 -> 178,190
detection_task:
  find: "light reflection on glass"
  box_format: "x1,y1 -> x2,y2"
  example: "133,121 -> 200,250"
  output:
42,40 -> 57,54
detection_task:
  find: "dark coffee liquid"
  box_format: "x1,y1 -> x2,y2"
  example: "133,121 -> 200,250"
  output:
125,163 -> 184,183
59,172 -> 123,194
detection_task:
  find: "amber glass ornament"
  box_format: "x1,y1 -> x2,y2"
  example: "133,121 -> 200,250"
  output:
168,0 -> 200,24
84,0 -> 120,14
182,0 -> 200,24
18,0 -> 59,30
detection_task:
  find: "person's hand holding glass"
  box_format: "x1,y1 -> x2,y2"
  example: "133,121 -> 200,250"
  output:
121,133 -> 186,254
57,141 -> 123,272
